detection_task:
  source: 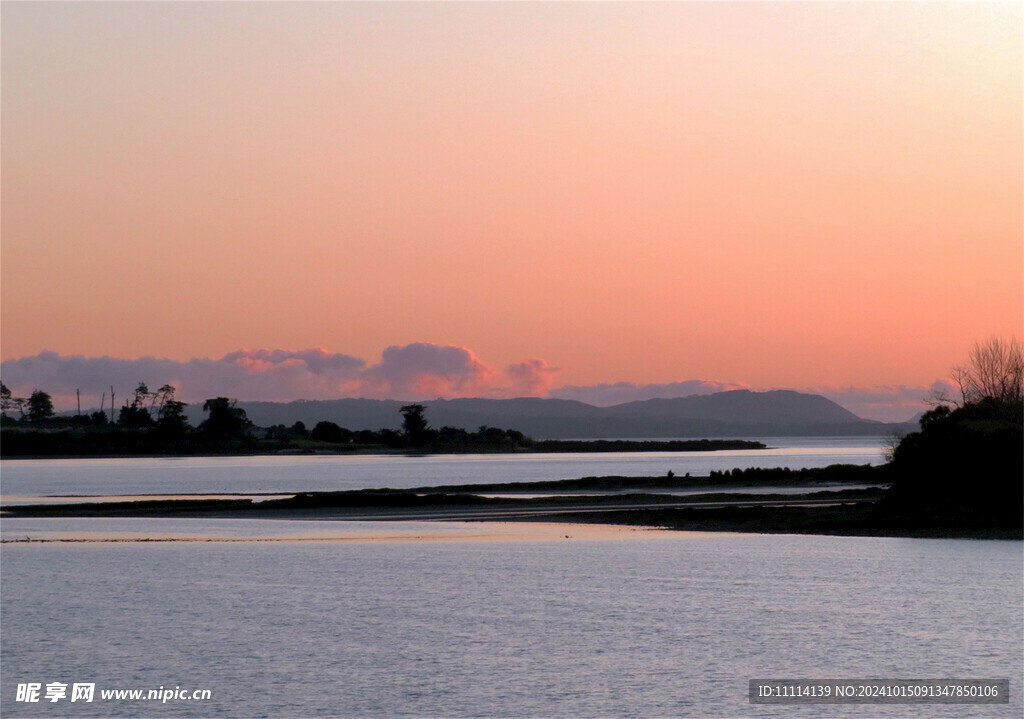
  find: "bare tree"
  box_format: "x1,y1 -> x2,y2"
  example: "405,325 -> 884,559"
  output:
933,337 -> 1023,407
0,382 -> 26,419
882,429 -> 906,463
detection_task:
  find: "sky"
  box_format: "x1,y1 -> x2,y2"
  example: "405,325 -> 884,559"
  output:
1,2 -> 1021,422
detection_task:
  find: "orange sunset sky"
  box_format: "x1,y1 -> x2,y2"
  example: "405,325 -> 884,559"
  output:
1,2 -> 1021,421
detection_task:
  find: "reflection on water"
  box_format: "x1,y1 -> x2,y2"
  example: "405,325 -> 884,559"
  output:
1,516 -> 461,540
1,532 -> 1019,718
0,517 -> 664,543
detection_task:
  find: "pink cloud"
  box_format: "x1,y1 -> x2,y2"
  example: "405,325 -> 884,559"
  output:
361,343 -> 497,399
0,348 -> 366,408
0,343 -> 557,408
505,358 -> 561,397
0,347 -> 942,422
221,348 -> 366,374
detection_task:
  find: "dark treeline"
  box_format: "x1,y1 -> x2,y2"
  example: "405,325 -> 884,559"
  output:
0,390 -> 532,456
1,382 -> 260,456
273,409 -> 535,452
0,394 -> 765,457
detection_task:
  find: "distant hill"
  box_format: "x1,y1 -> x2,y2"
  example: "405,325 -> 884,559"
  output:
182,390 -> 911,438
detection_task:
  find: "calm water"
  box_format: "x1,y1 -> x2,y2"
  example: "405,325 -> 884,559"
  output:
0,437 -> 884,499
1,529 -> 1019,718
6,438 -> 1013,718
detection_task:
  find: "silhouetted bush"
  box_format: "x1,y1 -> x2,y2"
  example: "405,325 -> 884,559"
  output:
311,421 -> 351,444
883,397 -> 1022,527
